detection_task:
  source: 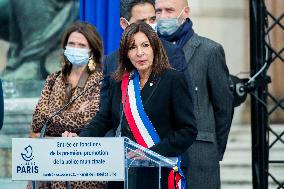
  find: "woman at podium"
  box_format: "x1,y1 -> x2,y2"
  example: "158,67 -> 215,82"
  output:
63,22 -> 197,189
28,22 -> 107,189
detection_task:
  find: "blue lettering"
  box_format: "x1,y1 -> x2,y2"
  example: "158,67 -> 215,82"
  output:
16,166 -> 21,173
97,172 -> 105,176
57,142 -> 63,147
16,165 -> 39,173
34,166 -> 38,173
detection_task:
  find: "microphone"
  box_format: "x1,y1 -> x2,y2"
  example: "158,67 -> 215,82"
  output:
39,82 -> 98,138
115,71 -> 134,137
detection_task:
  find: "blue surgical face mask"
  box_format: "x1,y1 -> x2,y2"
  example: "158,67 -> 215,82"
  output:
157,7 -> 185,37
64,46 -> 90,67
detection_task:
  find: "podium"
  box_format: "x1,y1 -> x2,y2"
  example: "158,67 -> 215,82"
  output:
12,137 -> 177,189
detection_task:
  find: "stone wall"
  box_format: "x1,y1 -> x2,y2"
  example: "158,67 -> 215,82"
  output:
0,40 -> 8,72
188,0 -> 249,124
0,98 -> 37,178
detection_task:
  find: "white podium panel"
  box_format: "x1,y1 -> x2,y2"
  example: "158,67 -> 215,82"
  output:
12,137 -> 125,181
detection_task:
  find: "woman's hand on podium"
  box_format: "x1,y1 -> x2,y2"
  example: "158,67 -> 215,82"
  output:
29,132 -> 41,138
127,149 -> 147,160
62,131 -> 78,137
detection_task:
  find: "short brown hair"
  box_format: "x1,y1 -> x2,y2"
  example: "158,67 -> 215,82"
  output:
61,22 -> 103,76
114,22 -> 170,81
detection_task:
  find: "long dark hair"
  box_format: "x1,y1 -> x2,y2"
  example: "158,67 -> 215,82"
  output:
114,22 -> 170,81
61,21 -> 103,76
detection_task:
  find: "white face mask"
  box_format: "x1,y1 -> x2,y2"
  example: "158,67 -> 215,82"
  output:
157,7 -> 186,36
123,18 -> 157,32
149,22 -> 157,32
64,46 -> 90,67
123,18 -> 131,26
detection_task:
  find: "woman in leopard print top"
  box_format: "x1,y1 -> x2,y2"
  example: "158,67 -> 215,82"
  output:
28,22 -> 106,189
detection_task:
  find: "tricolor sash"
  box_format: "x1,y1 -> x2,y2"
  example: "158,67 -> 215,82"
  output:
121,70 -> 186,189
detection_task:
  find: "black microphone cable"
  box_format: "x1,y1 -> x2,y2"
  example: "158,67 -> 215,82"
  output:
115,71 -> 134,137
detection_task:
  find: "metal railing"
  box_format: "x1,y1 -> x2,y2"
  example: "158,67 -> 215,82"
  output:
249,0 -> 284,188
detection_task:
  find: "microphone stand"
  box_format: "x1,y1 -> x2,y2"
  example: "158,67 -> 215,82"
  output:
115,87 -> 128,137
115,72 -> 133,137
32,83 -> 96,189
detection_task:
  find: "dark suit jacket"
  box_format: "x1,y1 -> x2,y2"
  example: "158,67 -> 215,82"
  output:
80,68 -> 197,157
100,39 -> 188,106
183,33 -> 233,159
181,33 -> 234,189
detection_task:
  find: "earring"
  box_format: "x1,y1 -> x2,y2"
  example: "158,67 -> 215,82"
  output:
88,58 -> 96,71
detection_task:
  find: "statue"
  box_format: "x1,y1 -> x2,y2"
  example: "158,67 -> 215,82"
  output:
1,0 -> 79,80
0,0 -> 9,41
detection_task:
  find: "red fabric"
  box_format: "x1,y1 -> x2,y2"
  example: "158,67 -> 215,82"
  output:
168,170 -> 175,189
175,172 -> 182,188
168,169 -> 184,189
124,97 -> 147,147
121,72 -> 147,147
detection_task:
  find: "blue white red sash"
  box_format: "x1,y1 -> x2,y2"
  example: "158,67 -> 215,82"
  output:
121,70 -> 186,189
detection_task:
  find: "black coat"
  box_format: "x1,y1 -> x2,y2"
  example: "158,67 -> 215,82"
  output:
80,68 -> 197,157
80,68 -> 197,189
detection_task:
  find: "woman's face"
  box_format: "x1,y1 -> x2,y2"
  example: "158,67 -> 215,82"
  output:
127,32 -> 154,75
67,31 -> 90,50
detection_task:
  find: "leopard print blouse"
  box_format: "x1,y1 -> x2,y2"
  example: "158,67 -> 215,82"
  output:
30,70 -> 106,189
31,70 -> 102,136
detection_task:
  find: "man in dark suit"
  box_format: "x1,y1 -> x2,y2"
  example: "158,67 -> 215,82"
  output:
155,0 -> 234,188
100,0 -> 188,105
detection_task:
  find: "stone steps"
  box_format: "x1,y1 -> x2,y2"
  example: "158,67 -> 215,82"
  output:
222,149 -> 284,166
220,124 -> 284,189
221,165 -> 284,183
